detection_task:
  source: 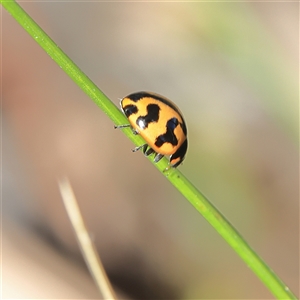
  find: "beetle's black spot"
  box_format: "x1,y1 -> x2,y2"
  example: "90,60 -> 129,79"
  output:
125,92 -> 188,135
155,118 -> 179,147
136,104 -> 160,130
180,121 -> 187,136
126,92 -> 147,102
170,139 -> 188,168
126,92 -> 181,115
123,104 -> 138,118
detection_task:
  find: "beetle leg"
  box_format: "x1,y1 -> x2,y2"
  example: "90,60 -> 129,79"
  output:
154,153 -> 164,163
132,144 -> 147,153
114,124 -> 139,135
145,147 -> 155,156
114,124 -> 131,129
132,128 -> 139,135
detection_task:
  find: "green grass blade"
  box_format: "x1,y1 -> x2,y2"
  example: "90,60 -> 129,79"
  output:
1,1 -> 297,299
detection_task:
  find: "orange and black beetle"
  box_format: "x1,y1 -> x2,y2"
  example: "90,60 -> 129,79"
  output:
115,91 -> 188,169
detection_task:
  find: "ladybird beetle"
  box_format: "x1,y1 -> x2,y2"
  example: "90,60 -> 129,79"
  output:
115,91 -> 188,169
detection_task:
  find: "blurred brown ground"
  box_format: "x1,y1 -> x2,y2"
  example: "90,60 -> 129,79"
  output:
2,2 -> 299,299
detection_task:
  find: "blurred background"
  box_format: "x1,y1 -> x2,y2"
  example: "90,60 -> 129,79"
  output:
2,1 -> 298,299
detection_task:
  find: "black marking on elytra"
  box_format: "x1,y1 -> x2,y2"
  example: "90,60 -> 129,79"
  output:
123,104 -> 138,118
180,121 -> 187,136
170,139 -> 188,167
136,104 -> 160,130
155,117 -> 179,148
126,91 -> 185,123
126,92 -> 148,102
